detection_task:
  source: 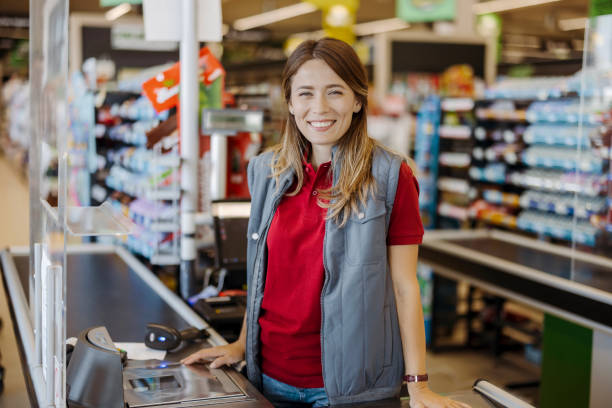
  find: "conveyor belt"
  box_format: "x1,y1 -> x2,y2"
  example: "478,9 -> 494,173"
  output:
420,231 -> 612,331
12,253 -> 191,342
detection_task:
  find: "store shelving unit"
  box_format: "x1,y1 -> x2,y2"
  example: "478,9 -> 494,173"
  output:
91,91 -> 181,265
436,97 -> 475,228
469,98 -> 530,230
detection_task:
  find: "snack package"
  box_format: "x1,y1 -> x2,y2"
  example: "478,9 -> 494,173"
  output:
142,47 -> 225,113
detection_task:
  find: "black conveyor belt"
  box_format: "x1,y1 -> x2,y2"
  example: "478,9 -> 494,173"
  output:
420,232 -> 612,329
13,253 -> 191,342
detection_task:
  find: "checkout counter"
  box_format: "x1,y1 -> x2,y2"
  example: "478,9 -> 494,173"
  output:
420,229 -> 612,408
0,244 -> 536,408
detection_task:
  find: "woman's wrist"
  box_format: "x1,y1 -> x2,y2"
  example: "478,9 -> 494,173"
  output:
407,381 -> 428,394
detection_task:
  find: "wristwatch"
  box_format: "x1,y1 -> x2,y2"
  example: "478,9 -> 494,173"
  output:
403,374 -> 428,383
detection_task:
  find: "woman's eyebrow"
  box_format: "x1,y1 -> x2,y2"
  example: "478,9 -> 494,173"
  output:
295,84 -> 346,91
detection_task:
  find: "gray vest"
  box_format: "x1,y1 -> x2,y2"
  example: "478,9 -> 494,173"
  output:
245,145 -> 405,406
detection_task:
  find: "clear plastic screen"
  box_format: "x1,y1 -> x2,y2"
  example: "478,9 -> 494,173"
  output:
571,13 -> 612,279
28,1 -> 132,406
29,1 -> 69,406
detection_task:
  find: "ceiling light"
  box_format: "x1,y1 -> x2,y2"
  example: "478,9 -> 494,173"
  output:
473,0 -> 561,15
233,2 -> 318,31
105,3 -> 132,21
559,17 -> 587,31
326,5 -> 352,27
354,18 -> 410,36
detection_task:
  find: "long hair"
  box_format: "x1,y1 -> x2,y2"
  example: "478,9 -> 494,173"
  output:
270,37 -> 377,227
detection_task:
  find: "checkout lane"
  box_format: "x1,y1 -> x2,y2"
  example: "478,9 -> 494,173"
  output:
1,243 -> 537,408
419,229 -> 612,408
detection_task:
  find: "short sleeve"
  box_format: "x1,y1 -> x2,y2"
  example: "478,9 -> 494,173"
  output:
387,162 -> 424,245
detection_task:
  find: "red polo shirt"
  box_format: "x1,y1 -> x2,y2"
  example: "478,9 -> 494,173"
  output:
258,161 -> 423,388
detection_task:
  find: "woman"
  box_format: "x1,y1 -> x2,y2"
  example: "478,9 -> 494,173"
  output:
183,38 -> 469,408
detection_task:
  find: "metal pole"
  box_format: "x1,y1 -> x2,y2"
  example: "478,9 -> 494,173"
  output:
210,133 -> 228,200
179,0 -> 199,299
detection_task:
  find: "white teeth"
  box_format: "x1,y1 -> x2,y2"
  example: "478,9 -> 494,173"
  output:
310,121 -> 333,128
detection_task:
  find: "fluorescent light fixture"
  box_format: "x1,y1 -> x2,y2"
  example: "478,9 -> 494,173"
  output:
559,17 -> 587,31
105,3 -> 132,21
354,17 -> 410,36
473,0 -> 560,15
233,2 -> 318,31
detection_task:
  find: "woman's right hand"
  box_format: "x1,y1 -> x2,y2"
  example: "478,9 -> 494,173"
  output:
180,341 -> 245,369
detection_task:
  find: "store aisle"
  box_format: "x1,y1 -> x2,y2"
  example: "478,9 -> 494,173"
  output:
0,156 -> 29,248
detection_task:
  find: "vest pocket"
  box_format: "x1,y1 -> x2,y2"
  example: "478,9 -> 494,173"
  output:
345,199 -> 387,266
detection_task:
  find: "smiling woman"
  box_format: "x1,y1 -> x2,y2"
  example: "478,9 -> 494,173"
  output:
271,38 -> 376,227
183,38 -> 467,408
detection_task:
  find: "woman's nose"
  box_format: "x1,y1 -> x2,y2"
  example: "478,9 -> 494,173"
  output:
312,93 -> 330,113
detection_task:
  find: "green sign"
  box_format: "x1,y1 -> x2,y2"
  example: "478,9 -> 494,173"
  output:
590,0 -> 612,17
396,0 -> 455,23
100,0 -> 142,6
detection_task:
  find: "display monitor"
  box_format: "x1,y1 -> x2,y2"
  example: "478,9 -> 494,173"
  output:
211,200 -> 251,272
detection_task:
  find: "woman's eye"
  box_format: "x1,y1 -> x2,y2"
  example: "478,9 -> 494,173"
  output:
298,92 -> 312,97
329,90 -> 342,95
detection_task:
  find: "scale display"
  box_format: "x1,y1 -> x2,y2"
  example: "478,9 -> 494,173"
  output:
202,108 -> 263,134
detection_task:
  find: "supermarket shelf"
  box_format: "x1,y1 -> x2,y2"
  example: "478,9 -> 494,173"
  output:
439,152 -> 471,168
508,170 -> 605,197
521,147 -> 603,173
438,177 -> 471,195
441,98 -> 474,112
482,190 -> 520,208
439,125 -> 472,140
519,191 -> 606,218
474,210 -> 518,229
516,210 -> 599,247
523,125 -> 593,148
438,202 -> 469,221
476,108 -> 527,122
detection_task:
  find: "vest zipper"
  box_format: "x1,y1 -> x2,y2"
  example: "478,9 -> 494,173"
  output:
320,219 -> 331,401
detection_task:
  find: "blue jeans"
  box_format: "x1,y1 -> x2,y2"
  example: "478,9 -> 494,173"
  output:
262,374 -> 329,408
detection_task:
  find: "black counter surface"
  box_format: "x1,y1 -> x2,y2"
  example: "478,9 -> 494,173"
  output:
452,237 -> 612,293
13,253 -> 191,342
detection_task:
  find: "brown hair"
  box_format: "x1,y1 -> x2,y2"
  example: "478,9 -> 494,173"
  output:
270,37 -> 377,227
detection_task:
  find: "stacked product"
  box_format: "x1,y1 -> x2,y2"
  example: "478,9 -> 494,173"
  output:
511,99 -> 607,246
436,97 -> 475,226
471,80 -> 609,246
469,99 -> 529,229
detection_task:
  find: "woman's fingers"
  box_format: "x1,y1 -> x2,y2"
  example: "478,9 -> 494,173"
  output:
210,355 -> 230,369
181,347 -> 222,365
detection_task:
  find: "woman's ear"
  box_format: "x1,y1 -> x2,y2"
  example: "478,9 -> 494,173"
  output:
288,102 -> 294,115
353,100 -> 362,113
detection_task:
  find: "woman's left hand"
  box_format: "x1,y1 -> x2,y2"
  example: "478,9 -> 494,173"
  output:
408,383 -> 471,408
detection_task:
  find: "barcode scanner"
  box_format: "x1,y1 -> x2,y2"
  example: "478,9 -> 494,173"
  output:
145,323 -> 209,351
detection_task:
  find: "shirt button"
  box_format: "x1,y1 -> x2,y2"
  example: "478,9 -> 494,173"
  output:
251,232 -> 260,240
312,191 -> 318,196
358,212 -> 365,220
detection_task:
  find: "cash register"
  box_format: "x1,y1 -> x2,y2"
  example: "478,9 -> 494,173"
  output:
193,201 -> 250,338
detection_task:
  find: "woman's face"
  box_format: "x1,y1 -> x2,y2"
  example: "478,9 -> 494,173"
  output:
288,59 -> 362,150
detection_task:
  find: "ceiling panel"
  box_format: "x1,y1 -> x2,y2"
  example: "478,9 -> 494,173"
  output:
0,0 -> 590,40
